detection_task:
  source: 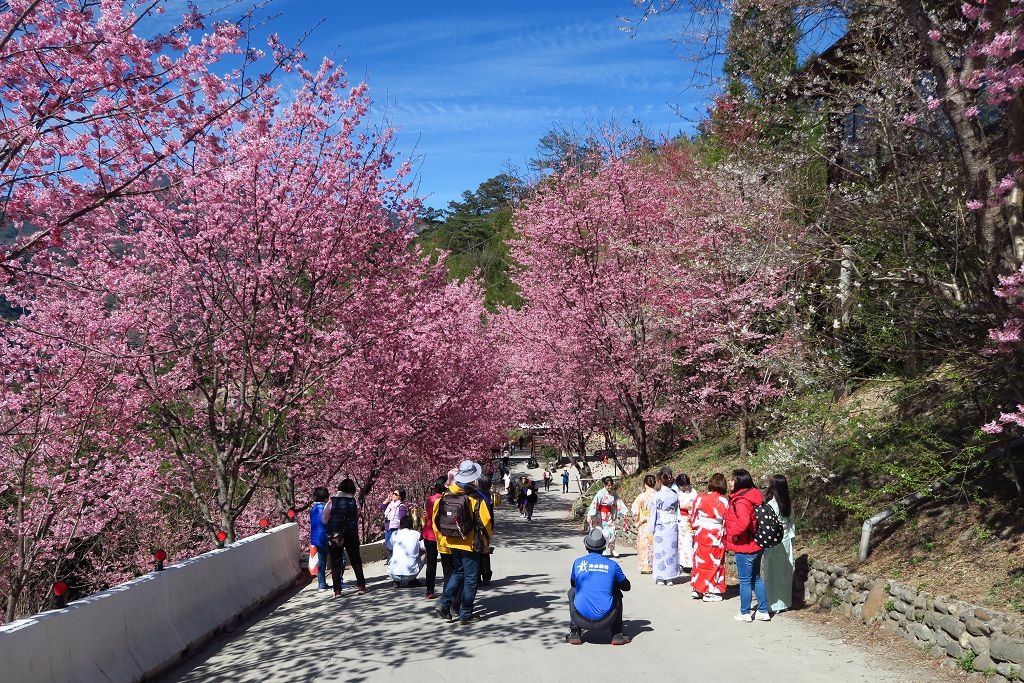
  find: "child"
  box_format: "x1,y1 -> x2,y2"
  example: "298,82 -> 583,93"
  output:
310,487 -> 330,591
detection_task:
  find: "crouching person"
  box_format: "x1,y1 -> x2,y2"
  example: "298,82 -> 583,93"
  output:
387,515 -> 424,588
566,528 -> 632,645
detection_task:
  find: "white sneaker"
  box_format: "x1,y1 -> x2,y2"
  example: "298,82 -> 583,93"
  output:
656,580 -> 667,586
702,593 -> 723,602
611,551 -> 620,558
756,611 -> 771,621
691,590 -> 701,600
734,612 -> 753,622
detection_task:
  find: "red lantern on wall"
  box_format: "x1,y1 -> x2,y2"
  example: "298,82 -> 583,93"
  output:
52,581 -> 69,608
153,549 -> 167,571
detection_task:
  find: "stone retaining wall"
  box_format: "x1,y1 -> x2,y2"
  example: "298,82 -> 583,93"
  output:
805,558 -> 1023,681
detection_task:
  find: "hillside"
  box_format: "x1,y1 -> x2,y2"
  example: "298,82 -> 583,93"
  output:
607,360 -> 1024,615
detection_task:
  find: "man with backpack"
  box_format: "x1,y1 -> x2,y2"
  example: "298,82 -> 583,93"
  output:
434,460 -> 493,625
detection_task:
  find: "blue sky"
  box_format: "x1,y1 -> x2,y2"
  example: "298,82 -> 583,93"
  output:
247,1 -> 706,210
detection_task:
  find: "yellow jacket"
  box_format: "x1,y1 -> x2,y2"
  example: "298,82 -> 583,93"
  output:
434,483 -> 493,554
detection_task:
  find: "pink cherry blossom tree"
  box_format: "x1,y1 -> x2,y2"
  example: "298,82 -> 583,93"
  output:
504,143 -> 793,468
0,0 -> 299,277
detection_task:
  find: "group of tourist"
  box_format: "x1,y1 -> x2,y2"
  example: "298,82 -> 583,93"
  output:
311,456 -> 795,645
307,460 -> 496,625
505,474 -> 539,521
574,467 -> 795,638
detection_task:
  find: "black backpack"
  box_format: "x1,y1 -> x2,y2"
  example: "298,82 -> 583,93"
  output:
752,502 -> 784,549
436,491 -> 476,539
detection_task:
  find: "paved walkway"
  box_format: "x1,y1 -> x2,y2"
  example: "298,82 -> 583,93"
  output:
158,464 -> 941,683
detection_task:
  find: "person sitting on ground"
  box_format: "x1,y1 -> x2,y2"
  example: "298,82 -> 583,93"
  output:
387,514 -> 425,588
565,528 -> 632,646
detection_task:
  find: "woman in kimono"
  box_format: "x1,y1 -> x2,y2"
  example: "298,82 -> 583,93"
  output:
587,476 -> 628,557
762,474 -> 796,613
647,472 -> 680,585
630,475 -> 657,573
675,473 -> 698,574
690,473 -> 729,601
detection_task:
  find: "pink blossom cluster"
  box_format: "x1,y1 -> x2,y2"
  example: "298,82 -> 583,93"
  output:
984,265 -> 1024,433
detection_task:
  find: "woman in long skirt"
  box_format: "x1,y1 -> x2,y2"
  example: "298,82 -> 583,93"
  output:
648,471 -> 680,585
587,476 -> 628,557
762,474 -> 796,613
630,475 -> 656,574
690,473 -> 729,601
675,473 -> 698,573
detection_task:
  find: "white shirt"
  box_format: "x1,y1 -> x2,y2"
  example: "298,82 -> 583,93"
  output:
387,528 -> 424,576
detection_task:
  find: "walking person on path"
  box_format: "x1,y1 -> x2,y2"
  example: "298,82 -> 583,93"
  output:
726,468 -> 770,622
422,476 -> 446,599
648,471 -> 680,585
565,528 -> 632,646
689,473 -> 729,601
310,487 -> 330,591
524,479 -> 538,522
561,469 -> 570,493
477,473 -> 495,584
321,478 -> 367,594
517,476 -> 529,516
762,474 -> 796,613
630,475 -> 656,574
587,476 -> 628,557
434,460 -> 493,625
543,467 -> 552,491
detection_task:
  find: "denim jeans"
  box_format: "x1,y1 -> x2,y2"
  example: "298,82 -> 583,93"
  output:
314,544 -> 329,589
384,528 -> 396,564
439,548 -> 481,621
735,550 -> 767,615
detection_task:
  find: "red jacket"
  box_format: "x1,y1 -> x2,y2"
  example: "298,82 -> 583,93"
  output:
725,487 -> 763,553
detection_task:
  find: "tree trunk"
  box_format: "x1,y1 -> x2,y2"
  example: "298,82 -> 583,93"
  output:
737,412 -> 749,460
897,0 -> 1023,300
635,418 -> 650,471
690,419 -> 704,442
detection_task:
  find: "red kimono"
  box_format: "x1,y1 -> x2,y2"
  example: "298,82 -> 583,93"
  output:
689,491 -> 729,595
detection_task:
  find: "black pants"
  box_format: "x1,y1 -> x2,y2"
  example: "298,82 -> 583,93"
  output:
562,481 -> 569,493
568,587 -> 623,634
479,550 -> 492,583
342,529 -> 365,588
526,499 -> 536,520
424,539 -> 439,593
328,545 -> 347,592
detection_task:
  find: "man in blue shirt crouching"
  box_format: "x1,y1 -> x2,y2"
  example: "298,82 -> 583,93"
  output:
567,528 -> 632,645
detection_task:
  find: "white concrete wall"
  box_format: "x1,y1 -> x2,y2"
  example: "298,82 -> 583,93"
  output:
0,523 -> 301,683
